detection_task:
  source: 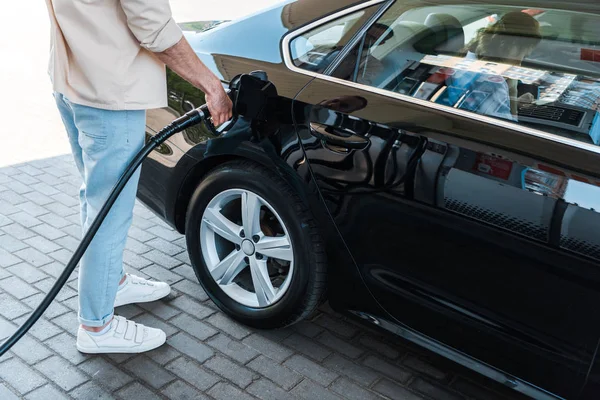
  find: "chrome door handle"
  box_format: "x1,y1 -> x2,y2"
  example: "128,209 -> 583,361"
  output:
309,122 -> 370,150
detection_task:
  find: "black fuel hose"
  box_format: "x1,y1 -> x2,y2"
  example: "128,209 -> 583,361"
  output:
0,104 -> 212,357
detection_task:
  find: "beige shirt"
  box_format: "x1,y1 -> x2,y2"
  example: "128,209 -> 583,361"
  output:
45,0 -> 183,110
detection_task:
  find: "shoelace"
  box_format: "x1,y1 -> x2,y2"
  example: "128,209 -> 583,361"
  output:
127,274 -> 155,287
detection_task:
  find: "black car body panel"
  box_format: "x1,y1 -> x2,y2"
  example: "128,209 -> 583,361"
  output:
139,1 -> 600,398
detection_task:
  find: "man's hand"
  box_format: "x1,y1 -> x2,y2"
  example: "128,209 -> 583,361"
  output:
154,37 -> 233,125
205,87 -> 233,126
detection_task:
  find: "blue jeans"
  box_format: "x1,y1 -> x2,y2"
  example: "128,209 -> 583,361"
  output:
54,93 -> 146,327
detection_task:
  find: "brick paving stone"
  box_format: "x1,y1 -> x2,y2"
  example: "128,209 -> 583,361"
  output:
292,320 -> 324,339
323,354 -> 380,387
208,382 -> 256,400
128,226 -> 156,243
283,333 -> 332,362
147,225 -> 182,242
247,355 -> 303,390
32,223 -> 66,241
23,191 -> 55,207
55,235 -> 80,252
51,311 -> 79,335
168,332 -> 215,364
403,354 -> 448,381
359,335 -> 402,360
174,250 -> 191,265
132,216 -> 155,230
79,358 -> 135,392
138,300 -> 181,320
206,313 -> 251,340
13,315 -> 62,341
0,292 -> 32,320
2,223 -> 35,240
45,332 -> 91,365
8,211 -> 42,228
0,233 -> 28,252
34,279 -> 77,302
39,261 -> 77,281
0,190 -> 27,205
9,335 -> 53,365
373,379 -> 424,400
204,355 -> 257,389
207,333 -> 259,364
133,313 -> 177,336
12,173 -> 40,186
24,235 -> 61,253
0,276 -> 39,299
123,249 -> 153,269
162,380 -> 209,400
61,224 -> 82,239
0,248 -> 22,268
0,200 -> 21,216
172,279 -> 209,301
147,344 -> 181,366
70,382 -> 114,400
18,165 -> 44,177
39,213 -> 71,229
171,265 -> 197,282
331,377 -> 384,400
315,314 -> 360,339
7,180 -> 34,195
243,333 -> 294,363
291,379 -> 342,400
46,201 -> 76,217
284,355 -> 339,386
169,295 -> 215,320
141,264 -> 183,284
116,382 -> 162,400
247,379 -> 299,400
17,202 -> 49,218
146,237 -> 183,256
166,356 -> 221,391
411,378 -> 464,400
0,214 -> 12,227
363,355 -> 413,384
0,358 -> 48,394
7,262 -> 48,284
125,237 -> 152,255
31,182 -> 61,196
171,313 -> 218,341
52,193 -> 78,207
0,384 -> 19,400
142,251 -> 182,270
24,384 -> 69,400
48,248 -> 73,265
317,331 -> 364,359
14,247 -> 52,267
123,356 -> 176,390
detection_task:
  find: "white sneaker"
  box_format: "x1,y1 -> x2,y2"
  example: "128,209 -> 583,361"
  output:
76,316 -> 166,354
114,273 -> 171,307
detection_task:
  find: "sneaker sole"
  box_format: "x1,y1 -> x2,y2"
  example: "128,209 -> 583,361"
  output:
114,286 -> 171,308
76,335 -> 166,354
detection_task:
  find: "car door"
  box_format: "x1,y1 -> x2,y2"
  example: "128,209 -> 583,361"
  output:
288,1 -> 600,398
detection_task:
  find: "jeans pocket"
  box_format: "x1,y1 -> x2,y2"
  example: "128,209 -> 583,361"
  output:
79,130 -> 109,154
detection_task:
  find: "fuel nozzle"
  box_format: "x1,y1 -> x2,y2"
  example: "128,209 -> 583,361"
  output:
229,70 -> 278,121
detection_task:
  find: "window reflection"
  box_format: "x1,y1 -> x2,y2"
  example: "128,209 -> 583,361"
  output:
330,5 -> 600,146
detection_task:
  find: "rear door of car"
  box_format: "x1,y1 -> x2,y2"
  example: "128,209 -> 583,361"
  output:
288,1 -> 600,398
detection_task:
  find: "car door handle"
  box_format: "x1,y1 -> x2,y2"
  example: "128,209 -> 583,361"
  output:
309,122 -> 369,150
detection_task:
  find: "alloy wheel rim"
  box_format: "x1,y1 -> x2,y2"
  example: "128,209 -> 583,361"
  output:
200,188 -> 294,308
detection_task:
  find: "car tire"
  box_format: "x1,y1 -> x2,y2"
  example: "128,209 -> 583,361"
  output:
185,160 -> 327,328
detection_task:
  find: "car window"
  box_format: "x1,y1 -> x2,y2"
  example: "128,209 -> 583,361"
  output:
330,2 -> 600,148
289,5 -> 381,74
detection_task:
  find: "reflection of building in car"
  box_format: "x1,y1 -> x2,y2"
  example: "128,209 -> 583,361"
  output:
332,23 -> 394,85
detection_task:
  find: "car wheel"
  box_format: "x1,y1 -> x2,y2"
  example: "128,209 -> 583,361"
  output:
185,160 -> 327,328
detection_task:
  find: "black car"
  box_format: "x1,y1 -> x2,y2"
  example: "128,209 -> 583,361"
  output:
138,1 -> 600,398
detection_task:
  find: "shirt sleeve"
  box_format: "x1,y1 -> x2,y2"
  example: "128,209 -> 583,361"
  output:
119,0 -> 183,52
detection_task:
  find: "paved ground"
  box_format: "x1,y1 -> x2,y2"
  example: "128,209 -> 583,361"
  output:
0,156 -> 527,400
